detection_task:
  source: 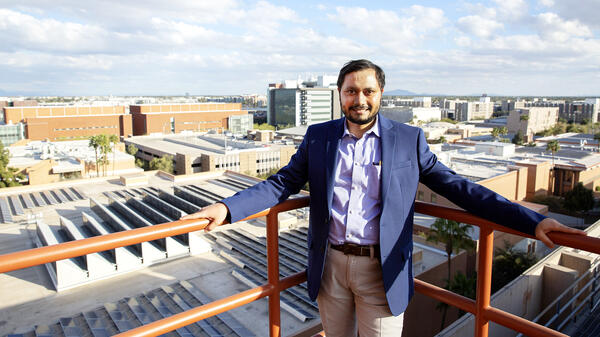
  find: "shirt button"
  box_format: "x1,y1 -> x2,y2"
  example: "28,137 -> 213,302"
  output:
354,162 -> 358,166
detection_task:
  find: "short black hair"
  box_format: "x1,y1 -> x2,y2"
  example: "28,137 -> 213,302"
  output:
337,59 -> 385,90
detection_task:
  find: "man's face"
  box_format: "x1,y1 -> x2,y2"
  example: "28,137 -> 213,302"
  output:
339,68 -> 383,126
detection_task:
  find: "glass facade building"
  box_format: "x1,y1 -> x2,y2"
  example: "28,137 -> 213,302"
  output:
0,123 -> 25,146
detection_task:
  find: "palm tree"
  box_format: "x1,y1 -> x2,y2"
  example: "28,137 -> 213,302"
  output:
546,140 -> 560,166
425,218 -> 476,330
109,134 -> 119,176
88,135 -> 101,177
492,243 -> 537,293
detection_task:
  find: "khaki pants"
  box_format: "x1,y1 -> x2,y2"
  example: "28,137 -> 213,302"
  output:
316,247 -> 405,337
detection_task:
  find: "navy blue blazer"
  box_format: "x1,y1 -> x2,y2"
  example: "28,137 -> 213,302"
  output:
222,115 -> 545,315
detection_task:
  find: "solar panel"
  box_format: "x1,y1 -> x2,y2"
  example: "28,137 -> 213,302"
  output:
39,191 -> 56,205
52,189 -> 68,203
61,188 -> 78,202
31,192 -> 47,207
19,194 -> 34,209
70,187 -> 85,200
0,197 -> 13,223
8,195 -> 24,215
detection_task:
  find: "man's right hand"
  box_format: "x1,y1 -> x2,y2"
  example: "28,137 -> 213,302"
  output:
180,202 -> 229,232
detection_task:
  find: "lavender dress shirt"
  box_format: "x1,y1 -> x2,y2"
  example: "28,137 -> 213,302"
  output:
328,117 -> 382,245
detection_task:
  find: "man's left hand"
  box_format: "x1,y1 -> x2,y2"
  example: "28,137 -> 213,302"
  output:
535,218 -> 587,248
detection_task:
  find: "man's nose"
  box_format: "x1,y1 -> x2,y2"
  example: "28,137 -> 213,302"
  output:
355,92 -> 367,105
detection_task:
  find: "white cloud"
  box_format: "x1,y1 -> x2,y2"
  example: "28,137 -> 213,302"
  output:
492,0 -> 528,21
0,9 -> 112,53
536,12 -> 593,42
538,0 -> 555,7
457,15 -> 504,39
543,0 -> 600,28
329,5 -> 447,47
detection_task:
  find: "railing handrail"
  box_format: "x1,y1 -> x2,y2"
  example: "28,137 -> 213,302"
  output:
1,198 -> 600,337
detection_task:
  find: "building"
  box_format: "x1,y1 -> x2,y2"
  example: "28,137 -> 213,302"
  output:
3,105 -> 132,141
267,77 -> 341,128
130,103 -> 249,136
7,140 -> 139,185
383,97 -> 432,108
124,133 -> 296,176
0,123 -> 25,146
440,96 -> 494,121
439,221 -> 600,337
503,98 -> 600,123
507,107 -> 559,137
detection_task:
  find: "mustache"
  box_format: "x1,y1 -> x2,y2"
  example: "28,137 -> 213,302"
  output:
350,104 -> 371,111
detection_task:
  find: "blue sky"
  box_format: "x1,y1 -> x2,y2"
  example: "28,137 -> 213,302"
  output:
0,0 -> 599,96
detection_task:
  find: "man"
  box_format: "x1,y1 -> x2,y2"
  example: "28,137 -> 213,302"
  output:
182,59 -> 585,336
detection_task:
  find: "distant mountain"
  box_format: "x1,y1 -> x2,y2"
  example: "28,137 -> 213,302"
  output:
384,89 -> 417,96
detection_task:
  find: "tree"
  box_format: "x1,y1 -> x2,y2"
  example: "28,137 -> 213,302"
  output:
438,136 -> 447,144
448,271 -> 477,316
425,218 -> 476,330
519,114 -> 529,121
491,127 -> 507,141
150,155 -> 174,173
126,144 -> 138,156
492,243 -> 537,293
0,141 -> 24,188
512,130 -> 524,145
593,132 -> 600,152
88,135 -> 101,177
99,134 -> 112,176
109,134 -> 118,176
563,183 -> 594,212
546,140 -> 560,165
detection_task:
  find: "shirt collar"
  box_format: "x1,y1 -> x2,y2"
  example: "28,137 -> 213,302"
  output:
343,114 -> 381,139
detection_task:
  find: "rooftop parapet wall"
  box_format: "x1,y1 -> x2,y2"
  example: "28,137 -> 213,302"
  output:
130,103 -> 243,114
4,105 -> 126,123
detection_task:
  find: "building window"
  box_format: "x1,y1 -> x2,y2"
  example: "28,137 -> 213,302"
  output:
417,191 -> 424,201
430,194 -> 437,203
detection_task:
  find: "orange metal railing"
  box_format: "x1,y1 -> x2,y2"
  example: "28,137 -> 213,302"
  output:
1,197 -> 600,337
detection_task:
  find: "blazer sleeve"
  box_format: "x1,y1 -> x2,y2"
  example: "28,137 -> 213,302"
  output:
415,128 -> 545,236
220,127 -> 311,223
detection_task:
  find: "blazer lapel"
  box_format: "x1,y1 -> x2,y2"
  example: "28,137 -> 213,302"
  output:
379,115 -> 396,205
325,118 -> 344,213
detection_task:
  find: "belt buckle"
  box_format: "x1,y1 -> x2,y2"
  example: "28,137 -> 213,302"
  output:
341,244 -> 353,255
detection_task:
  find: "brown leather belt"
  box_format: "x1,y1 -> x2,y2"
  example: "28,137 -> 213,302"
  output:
330,243 -> 380,258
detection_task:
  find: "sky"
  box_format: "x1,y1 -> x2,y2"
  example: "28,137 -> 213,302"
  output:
0,0 -> 599,97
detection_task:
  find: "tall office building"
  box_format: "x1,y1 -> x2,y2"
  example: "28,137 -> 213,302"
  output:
442,95 -> 494,121
267,77 -> 341,128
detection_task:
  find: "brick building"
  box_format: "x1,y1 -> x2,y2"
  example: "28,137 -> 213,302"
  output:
130,103 -> 249,136
3,105 -> 131,141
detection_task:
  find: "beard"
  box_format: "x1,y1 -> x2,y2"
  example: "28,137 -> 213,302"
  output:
342,103 -> 380,125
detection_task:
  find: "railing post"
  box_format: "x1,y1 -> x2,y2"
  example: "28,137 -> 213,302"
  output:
266,211 -> 281,337
475,227 -> 494,337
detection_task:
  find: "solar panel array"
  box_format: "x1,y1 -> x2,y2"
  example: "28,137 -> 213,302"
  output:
0,187 -> 87,223
8,281 -> 254,337
204,226 -> 318,322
